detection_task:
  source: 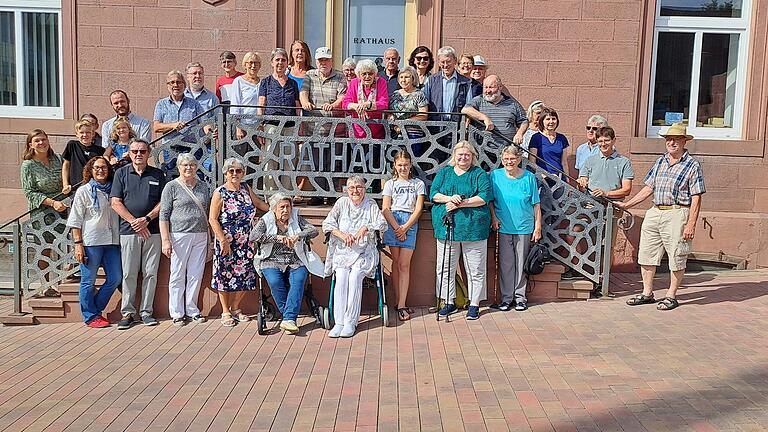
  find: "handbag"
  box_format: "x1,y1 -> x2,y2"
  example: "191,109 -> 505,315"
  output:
175,178 -> 214,262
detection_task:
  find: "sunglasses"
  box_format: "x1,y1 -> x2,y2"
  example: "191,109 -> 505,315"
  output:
130,149 -> 148,154
586,126 -> 600,132
227,168 -> 244,174
414,56 -> 430,62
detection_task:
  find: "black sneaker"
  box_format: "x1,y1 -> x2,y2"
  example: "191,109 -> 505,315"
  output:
498,302 -> 512,311
514,302 -> 528,311
117,314 -> 133,330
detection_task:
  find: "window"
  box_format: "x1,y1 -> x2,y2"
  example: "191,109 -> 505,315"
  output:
0,0 -> 62,119
648,0 -> 750,139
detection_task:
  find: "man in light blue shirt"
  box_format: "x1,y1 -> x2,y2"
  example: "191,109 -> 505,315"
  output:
574,114 -> 608,171
184,62 -> 219,112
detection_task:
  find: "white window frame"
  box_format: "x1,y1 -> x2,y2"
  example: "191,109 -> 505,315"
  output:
647,0 -> 751,139
0,0 -> 63,119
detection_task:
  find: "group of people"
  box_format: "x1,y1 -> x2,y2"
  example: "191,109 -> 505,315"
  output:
17,41 -> 706,335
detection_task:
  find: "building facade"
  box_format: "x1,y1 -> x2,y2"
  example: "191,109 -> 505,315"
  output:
1,0 -> 767,267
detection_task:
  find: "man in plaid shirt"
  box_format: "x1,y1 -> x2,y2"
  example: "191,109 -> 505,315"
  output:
617,123 -> 705,311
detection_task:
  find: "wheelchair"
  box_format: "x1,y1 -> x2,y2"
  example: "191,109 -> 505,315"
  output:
317,231 -> 392,330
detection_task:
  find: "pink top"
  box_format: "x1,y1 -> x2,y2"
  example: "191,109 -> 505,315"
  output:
342,77 -> 389,139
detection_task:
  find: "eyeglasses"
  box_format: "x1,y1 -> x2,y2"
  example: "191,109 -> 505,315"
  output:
347,185 -> 366,190
167,80 -> 184,85
92,166 -> 109,171
227,168 -> 244,174
359,71 -> 375,76
130,149 -> 148,154
414,56 -> 430,62
586,126 -> 600,132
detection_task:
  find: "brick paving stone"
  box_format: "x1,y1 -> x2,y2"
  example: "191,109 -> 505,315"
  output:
0,270 -> 766,430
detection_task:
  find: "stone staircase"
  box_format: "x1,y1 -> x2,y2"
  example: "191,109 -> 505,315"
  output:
528,263 -> 595,303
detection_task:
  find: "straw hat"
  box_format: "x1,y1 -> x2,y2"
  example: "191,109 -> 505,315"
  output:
659,123 -> 693,140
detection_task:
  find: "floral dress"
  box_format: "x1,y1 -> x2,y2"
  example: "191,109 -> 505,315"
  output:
212,184 -> 257,292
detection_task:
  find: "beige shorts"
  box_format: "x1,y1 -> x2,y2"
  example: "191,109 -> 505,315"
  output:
637,206 -> 691,272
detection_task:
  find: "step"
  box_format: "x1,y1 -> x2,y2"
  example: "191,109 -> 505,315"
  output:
28,298 -> 63,309
527,280 -> 558,302
0,313 -> 36,326
558,280 -> 594,291
557,288 -> 590,300
530,272 -> 562,282
29,306 -> 65,318
543,263 -> 567,274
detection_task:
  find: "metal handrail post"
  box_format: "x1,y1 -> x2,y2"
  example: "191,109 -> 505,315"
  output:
217,108 -> 225,182
601,202 -> 614,296
12,221 -> 22,314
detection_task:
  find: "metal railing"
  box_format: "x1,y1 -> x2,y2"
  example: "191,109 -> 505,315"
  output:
1,104 -> 617,314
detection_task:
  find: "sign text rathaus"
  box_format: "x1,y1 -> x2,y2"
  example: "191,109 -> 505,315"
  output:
352,37 -> 396,45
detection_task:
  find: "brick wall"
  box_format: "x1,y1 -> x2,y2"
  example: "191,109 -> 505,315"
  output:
75,0 -> 277,127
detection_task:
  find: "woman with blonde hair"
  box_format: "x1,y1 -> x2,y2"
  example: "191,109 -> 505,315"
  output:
430,141 -> 492,320
104,116 -> 136,165
231,51 -> 263,139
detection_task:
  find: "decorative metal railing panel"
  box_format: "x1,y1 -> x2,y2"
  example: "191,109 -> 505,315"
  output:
20,201 -> 78,297
151,115 -> 219,186
466,125 -> 606,283
225,114 -> 460,197
18,106 -> 607,296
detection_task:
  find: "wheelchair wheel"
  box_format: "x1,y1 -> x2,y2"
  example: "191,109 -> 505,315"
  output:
263,302 -> 277,322
319,306 -> 332,330
256,311 -> 266,335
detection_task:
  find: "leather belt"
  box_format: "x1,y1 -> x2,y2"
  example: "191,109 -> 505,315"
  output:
656,204 -> 690,210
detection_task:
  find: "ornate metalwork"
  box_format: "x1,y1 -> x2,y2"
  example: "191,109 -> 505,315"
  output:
465,126 -> 606,283
224,114 -> 461,197
21,201 -> 77,297
151,115 -> 219,187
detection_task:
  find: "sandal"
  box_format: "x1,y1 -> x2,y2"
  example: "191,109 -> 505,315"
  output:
657,297 -> 679,311
220,313 -> 236,327
626,294 -> 655,306
232,309 -> 251,322
397,308 -> 411,321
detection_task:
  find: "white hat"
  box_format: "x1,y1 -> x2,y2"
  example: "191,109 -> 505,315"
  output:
473,55 -> 487,67
315,46 -> 332,59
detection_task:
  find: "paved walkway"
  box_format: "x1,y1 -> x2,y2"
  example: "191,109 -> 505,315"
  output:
0,270 -> 766,432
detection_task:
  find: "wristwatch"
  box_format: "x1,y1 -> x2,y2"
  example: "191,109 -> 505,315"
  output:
144,215 -> 152,223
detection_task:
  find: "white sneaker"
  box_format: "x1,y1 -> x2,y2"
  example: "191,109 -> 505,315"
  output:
328,324 -> 343,338
340,323 -> 356,338
280,320 -> 299,334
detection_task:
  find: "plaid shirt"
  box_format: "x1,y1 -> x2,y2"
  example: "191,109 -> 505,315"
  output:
644,151 -> 705,206
300,69 -> 347,117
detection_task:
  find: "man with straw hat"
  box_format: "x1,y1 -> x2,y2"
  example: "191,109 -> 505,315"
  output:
617,123 -> 705,311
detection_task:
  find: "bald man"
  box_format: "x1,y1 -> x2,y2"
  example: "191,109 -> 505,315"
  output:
461,75 -> 529,145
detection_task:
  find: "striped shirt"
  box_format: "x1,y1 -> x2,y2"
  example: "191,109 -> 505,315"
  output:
644,151 -> 705,206
467,94 -> 528,142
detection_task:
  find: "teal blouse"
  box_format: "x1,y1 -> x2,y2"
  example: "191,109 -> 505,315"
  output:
430,165 -> 492,241
20,154 -> 63,215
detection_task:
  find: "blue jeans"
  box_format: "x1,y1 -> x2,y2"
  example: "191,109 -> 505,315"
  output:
261,266 -> 308,322
80,245 -> 122,323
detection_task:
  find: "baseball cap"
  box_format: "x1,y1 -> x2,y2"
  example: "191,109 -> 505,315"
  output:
315,47 -> 333,59
473,55 -> 487,67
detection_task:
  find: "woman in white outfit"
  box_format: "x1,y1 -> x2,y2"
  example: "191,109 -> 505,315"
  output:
322,176 -> 387,338
159,153 -> 211,326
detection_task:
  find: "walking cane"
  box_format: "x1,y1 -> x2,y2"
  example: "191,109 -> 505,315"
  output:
437,211 -> 455,322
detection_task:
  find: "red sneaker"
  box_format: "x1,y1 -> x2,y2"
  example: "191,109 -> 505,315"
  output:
87,317 -> 110,328
96,316 -> 111,326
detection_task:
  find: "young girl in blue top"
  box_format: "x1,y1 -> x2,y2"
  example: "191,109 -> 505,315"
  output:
528,106 -> 569,176
382,150 -> 425,321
